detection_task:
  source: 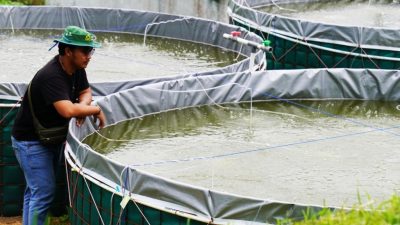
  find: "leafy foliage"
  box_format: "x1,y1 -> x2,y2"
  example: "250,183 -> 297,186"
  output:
277,195 -> 400,225
0,0 -> 24,5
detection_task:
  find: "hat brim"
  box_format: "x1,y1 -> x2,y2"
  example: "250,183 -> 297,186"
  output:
54,39 -> 101,48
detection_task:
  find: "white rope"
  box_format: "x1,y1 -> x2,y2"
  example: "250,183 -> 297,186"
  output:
274,33 -> 382,69
87,120 -> 131,142
193,76 -> 230,110
304,40 -> 328,68
117,166 -> 152,225
248,108 -> 313,121
85,109 -> 300,153
271,0 -> 298,12
332,46 -> 360,68
143,17 -> 191,46
360,47 -> 381,69
109,192 -> 116,225
68,143 -> 86,203
66,147 -> 155,225
64,150 -> 73,208
252,201 -> 265,223
180,77 -> 253,130
76,8 -> 86,30
119,166 -> 130,194
86,80 -> 255,143
69,141 -> 107,225
122,134 -> 271,161
144,80 -> 254,97
240,0 -> 251,7
82,175 -> 106,225
115,210 -> 124,225
128,123 -> 400,167
211,159 -> 215,189
234,32 -> 250,62
0,99 -> 21,125
8,7 -> 15,34
132,199 -> 152,225
232,14 -> 400,62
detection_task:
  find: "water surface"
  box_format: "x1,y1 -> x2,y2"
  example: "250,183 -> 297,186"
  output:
260,0 -> 400,28
0,29 -> 241,83
45,0 -> 229,22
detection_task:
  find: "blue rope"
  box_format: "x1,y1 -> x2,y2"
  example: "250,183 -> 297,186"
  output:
122,169 -> 130,194
261,92 -> 400,138
130,92 -> 400,167
130,124 -> 400,167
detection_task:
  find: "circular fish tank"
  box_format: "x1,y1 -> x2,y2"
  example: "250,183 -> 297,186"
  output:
67,68 -> 400,224
228,0 -> 400,70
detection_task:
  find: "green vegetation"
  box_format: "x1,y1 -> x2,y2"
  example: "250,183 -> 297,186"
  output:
0,0 -> 44,5
31,214 -> 70,225
47,215 -> 70,225
0,0 -> 23,5
277,195 -> 400,225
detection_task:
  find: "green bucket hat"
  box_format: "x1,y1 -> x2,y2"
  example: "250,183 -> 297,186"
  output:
54,26 -> 101,48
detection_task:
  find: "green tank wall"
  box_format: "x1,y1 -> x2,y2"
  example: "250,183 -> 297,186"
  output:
66,165 -> 209,225
0,99 -> 68,216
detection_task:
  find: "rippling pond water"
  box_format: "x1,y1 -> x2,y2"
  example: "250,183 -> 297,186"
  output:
260,0 -> 400,28
46,0 -> 229,22
0,29 -> 242,82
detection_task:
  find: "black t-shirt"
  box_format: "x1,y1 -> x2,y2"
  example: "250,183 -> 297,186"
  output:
12,55 -> 89,141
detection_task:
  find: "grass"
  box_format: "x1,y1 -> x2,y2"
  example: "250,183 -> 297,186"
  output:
47,215 -> 70,225
0,0 -> 24,5
277,195 -> 400,225
0,0 -> 44,5
0,215 -> 70,225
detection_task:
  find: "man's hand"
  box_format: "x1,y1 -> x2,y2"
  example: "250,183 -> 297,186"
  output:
54,101 -> 106,129
93,108 -> 106,129
76,117 -> 85,127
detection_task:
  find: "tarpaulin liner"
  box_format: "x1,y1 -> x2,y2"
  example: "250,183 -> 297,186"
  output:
67,68 -> 400,224
227,0 -> 400,69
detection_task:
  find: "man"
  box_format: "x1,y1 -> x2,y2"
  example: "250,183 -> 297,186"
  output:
11,26 -> 106,225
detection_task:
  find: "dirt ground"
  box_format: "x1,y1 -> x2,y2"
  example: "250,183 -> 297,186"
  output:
0,217 -> 22,225
0,217 -> 21,225
0,217 -> 69,225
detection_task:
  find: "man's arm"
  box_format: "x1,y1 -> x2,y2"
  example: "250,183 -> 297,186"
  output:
53,100 -> 106,128
53,100 -> 100,118
76,87 -> 99,127
78,87 -> 92,105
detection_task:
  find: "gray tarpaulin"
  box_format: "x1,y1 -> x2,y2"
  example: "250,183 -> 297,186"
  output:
66,68 -> 400,224
227,0 -> 400,51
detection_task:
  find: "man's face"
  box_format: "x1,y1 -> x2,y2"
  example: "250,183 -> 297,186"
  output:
69,46 -> 95,69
